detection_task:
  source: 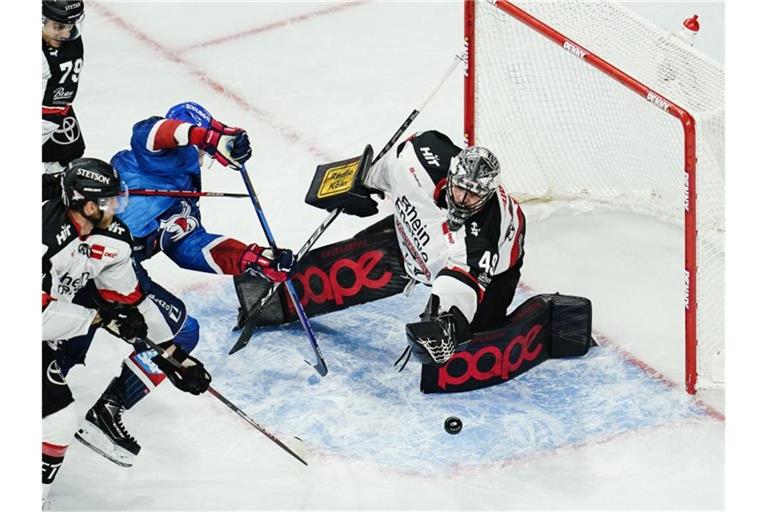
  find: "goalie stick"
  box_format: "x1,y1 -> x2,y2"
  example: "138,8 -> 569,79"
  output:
228,53 -> 465,356
140,336 -> 309,466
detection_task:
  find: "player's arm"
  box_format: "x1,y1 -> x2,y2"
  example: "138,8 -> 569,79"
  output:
139,116 -> 251,169
405,242 -> 494,365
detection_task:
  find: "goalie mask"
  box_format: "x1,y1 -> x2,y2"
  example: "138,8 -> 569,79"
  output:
446,146 -> 500,231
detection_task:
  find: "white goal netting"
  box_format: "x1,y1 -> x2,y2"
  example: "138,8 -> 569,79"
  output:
469,1 -> 724,391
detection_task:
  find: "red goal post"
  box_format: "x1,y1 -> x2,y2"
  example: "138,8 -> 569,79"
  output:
464,0 -> 724,394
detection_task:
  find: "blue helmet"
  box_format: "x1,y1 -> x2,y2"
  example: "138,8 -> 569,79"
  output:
165,101 -> 212,128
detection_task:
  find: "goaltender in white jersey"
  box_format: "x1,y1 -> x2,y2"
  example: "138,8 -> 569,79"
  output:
358,130 -> 526,365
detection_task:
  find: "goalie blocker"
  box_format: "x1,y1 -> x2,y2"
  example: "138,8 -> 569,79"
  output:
304,145 -> 381,217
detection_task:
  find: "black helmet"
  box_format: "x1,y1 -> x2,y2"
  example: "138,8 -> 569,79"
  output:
42,1 -> 85,41
446,146 -> 501,231
42,0 -> 84,24
62,158 -> 128,212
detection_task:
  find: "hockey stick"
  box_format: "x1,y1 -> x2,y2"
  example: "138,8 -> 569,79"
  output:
228,53 -> 465,356
129,188 -> 249,198
238,162 -> 329,377
140,336 -> 308,466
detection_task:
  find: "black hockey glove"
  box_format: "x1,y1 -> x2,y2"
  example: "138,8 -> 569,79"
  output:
42,172 -> 63,202
152,345 -> 211,395
405,296 -> 471,365
99,305 -> 148,343
340,188 -> 380,218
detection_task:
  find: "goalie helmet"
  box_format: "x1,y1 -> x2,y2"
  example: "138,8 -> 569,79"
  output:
62,158 -> 128,213
166,101 -> 212,128
42,1 -> 85,41
445,146 -> 501,231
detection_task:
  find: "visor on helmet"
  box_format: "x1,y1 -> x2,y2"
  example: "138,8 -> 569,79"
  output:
95,181 -> 129,215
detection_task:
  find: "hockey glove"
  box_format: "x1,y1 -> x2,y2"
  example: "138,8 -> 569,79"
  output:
405,296 -> 471,365
239,244 -> 296,283
98,305 -> 148,343
191,119 -> 252,170
152,345 -> 211,395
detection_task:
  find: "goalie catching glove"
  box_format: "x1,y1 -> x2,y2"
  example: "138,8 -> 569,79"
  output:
152,343 -> 212,395
405,295 -> 471,365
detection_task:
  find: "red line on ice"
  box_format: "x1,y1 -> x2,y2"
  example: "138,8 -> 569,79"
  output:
518,281 -> 725,421
89,1 -> 335,161
177,1 -> 369,53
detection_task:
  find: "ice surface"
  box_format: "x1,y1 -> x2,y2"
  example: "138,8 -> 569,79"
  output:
41,2 -> 725,510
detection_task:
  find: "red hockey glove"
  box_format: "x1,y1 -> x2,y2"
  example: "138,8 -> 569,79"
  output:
239,244 -> 296,283
190,119 -> 252,169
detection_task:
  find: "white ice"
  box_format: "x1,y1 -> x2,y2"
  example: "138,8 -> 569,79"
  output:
37,1 -> 727,510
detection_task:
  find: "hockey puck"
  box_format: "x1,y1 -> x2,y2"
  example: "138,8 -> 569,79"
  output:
444,416 -> 463,435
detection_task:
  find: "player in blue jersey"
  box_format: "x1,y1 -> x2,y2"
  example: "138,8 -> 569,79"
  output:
72,103 -> 294,468
112,101 -> 294,279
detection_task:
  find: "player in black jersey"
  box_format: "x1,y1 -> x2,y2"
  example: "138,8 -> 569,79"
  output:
42,158 -> 211,503
42,1 -> 87,200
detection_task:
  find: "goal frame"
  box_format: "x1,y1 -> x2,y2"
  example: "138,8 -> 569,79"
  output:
463,0 -> 700,393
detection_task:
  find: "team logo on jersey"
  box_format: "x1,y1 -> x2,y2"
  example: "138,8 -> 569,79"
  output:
46,360 -> 67,386
52,87 -> 74,102
469,221 -> 480,237
160,213 -> 199,243
56,223 -> 72,246
504,221 -> 515,241
107,222 -> 126,236
51,116 -> 80,146
89,244 -> 118,260
57,271 -> 90,296
419,147 -> 440,167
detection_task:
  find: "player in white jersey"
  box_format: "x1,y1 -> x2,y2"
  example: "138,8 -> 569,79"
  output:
354,131 -> 526,365
42,158 -> 211,503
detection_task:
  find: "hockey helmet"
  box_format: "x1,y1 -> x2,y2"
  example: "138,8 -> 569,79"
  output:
166,102 -> 212,128
445,146 -> 500,231
42,1 -> 85,41
62,158 -> 128,214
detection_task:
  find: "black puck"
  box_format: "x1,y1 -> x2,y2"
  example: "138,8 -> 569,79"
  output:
444,416 -> 463,434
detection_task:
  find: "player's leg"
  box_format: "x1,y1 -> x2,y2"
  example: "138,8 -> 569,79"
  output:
471,261 -> 523,332
157,199 -> 249,274
76,278 -> 195,466
42,341 -> 78,505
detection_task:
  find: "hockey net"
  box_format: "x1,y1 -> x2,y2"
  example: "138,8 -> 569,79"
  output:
465,0 -> 724,393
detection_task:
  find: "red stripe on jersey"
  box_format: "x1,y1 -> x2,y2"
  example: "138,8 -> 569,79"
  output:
152,119 -> 186,150
42,442 -> 68,458
434,178 -> 447,203
208,238 -> 248,275
446,266 -> 486,302
42,105 -> 71,116
499,184 -> 508,208
97,285 -> 144,305
509,201 -> 525,267
42,292 -> 54,310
